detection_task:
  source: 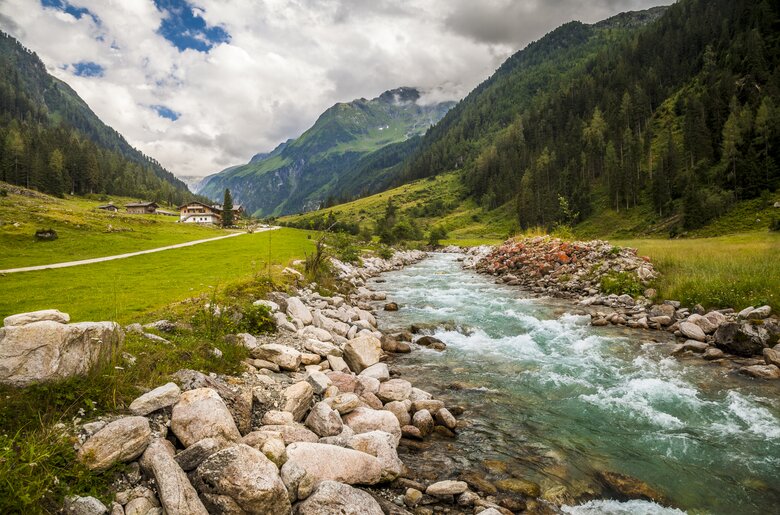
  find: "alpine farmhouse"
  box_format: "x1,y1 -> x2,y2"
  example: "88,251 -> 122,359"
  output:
178,201 -> 243,224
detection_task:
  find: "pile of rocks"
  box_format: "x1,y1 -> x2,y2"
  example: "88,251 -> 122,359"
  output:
471,237 -> 656,298
586,299 -> 780,379
51,251 -> 515,514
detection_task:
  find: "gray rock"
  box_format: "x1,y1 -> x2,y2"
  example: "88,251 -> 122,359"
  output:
326,355 -> 350,373
344,407 -> 401,443
686,314 -> 718,334
261,410 -> 295,425
64,495 -> 108,515
326,393 -> 361,415
679,322 -> 706,342
763,348 -> 780,368
283,381 -> 314,422
739,364 -> 780,380
306,370 -> 332,394
412,409 -> 434,436
281,442 -> 384,492
384,400 -> 411,426
129,382 -> 181,416
171,388 -> 241,448
241,430 -> 287,467
305,402 -> 343,437
0,320 -> 123,386
252,343 -> 302,371
260,424 -> 319,445
377,378 -> 412,402
715,322 -> 770,357
348,430 -> 403,480
287,297 -> 314,325
174,437 -> 230,471
738,306 -> 756,319
139,439 -> 208,515
4,309 -> 70,327
426,480 -> 468,496
293,480 -> 383,515
78,416 -> 151,472
434,408 -> 457,430
304,339 -> 341,357
703,347 -> 726,360
192,444 -> 291,515
649,304 -> 676,319
748,305 -> 772,319
359,362 -> 390,382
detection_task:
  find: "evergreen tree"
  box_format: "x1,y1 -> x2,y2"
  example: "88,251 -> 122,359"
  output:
222,188 -> 234,227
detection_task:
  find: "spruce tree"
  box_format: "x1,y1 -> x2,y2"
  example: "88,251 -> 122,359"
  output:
222,188 -> 234,227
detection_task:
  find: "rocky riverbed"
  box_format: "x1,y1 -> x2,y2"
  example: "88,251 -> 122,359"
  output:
450,237 -> 780,381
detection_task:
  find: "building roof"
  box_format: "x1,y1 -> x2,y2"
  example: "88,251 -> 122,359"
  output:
97,204 -> 117,209
125,202 -> 158,208
177,201 -> 216,211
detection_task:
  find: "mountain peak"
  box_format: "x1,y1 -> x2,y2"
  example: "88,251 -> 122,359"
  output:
378,87 -> 421,105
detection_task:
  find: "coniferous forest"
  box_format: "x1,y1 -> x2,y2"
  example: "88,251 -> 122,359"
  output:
401,0 -> 779,231
0,31 -> 194,205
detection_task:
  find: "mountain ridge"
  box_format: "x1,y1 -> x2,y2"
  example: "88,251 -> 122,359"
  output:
198,87 -> 454,216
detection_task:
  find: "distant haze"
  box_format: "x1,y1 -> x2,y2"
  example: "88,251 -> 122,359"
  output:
0,0 -> 668,178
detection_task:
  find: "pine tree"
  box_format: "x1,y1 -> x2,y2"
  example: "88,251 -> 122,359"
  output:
222,188 -> 234,227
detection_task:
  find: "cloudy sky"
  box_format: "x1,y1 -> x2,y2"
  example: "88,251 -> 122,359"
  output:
0,0 -> 667,179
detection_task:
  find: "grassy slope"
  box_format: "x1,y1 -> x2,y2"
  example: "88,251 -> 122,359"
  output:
0,227 -> 315,323
0,184 -> 227,269
280,172 -> 518,240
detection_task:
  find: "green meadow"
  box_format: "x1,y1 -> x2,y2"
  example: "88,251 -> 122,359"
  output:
0,183 -> 227,269
0,228 -> 315,323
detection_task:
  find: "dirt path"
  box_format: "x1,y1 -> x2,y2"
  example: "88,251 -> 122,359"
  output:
0,227 -> 279,274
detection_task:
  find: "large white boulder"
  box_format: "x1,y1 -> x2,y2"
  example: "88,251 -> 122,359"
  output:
171,388 -> 241,447
0,319 -> 123,386
348,430 -> 403,481
305,401 -> 343,437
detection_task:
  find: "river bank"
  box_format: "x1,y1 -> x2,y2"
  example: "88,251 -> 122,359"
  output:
450,238 -> 780,381
368,253 -> 780,514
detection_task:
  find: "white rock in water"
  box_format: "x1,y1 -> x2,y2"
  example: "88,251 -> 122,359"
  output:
3,309 -> 70,327
171,388 -> 241,447
78,417 -> 151,472
426,480 -> 468,496
0,320 -> 123,386
129,382 -> 181,416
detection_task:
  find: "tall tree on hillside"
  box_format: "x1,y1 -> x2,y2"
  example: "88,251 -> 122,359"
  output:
222,188 -> 234,227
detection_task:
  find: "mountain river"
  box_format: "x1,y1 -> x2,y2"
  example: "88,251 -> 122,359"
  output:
371,253 -> 780,515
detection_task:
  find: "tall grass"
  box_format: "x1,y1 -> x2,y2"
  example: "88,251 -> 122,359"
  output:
613,232 -> 779,311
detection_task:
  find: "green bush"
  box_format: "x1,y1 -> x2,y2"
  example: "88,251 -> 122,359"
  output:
377,246 -> 394,259
326,232 -> 362,264
239,304 -> 276,334
600,271 -> 644,296
427,226 -> 448,246
770,216 -> 780,232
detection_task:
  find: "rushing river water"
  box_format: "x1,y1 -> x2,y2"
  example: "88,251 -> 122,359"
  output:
372,253 -> 780,515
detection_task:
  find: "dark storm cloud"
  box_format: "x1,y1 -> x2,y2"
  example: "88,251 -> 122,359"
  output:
444,0 -> 670,47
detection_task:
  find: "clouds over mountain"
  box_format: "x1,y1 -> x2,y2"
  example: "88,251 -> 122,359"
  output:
0,0 -> 666,177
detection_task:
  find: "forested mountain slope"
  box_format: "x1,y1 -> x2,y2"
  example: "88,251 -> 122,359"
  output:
198,87 -> 453,216
0,31 -> 194,205
401,0 -> 779,232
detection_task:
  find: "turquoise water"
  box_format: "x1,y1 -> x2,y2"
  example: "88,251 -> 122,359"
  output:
374,254 -> 780,515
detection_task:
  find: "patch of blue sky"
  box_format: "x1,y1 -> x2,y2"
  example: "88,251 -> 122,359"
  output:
154,0 -> 230,52
151,105 -> 180,121
40,0 -> 99,24
72,61 -> 104,77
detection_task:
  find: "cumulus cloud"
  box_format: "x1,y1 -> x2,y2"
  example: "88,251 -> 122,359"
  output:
0,0 -> 667,178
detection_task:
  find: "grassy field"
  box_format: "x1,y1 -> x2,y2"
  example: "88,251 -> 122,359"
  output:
613,232 -> 779,311
0,183 -> 228,269
0,228 -> 315,323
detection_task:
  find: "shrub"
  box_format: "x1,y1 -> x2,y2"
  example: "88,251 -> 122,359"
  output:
770,216 -> 780,232
239,304 -> 276,334
0,188 -> 7,197
326,232 -> 361,264
600,271 -> 644,296
34,228 -> 58,241
427,226 -> 448,246
377,246 -> 394,259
